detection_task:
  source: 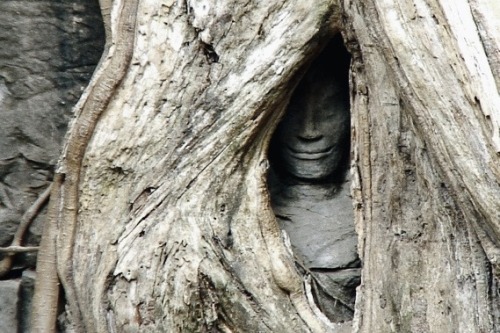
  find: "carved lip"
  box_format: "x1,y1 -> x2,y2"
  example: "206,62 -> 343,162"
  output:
287,146 -> 334,160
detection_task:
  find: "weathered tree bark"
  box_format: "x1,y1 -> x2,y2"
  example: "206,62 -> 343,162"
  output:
343,1 -> 500,331
32,0 -> 500,332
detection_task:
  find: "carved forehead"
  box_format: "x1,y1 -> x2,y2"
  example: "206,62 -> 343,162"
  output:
300,73 -> 344,94
294,67 -> 348,103
287,41 -> 350,106
303,35 -> 350,86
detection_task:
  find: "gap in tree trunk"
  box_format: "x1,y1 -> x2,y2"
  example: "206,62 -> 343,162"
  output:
267,35 -> 359,324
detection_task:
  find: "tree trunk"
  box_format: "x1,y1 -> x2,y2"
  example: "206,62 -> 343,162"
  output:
343,1 -> 500,331
32,0 -> 500,332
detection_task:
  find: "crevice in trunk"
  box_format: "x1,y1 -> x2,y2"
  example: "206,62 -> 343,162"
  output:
267,35 -> 359,324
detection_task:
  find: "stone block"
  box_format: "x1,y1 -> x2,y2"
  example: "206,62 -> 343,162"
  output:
19,269 -> 36,333
0,278 -> 21,333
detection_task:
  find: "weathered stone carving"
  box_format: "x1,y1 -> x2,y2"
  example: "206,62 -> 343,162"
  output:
268,37 -> 360,323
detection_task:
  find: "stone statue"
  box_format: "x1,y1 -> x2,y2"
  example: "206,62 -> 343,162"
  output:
268,39 -> 360,323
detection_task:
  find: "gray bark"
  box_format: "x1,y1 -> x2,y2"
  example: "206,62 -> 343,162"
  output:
29,0 -> 500,332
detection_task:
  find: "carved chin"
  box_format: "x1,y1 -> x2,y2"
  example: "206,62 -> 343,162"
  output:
282,150 -> 341,180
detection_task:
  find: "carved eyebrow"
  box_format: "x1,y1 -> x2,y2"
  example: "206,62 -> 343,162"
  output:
325,89 -> 343,96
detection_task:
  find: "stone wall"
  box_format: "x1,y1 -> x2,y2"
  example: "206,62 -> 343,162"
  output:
0,1 -> 104,331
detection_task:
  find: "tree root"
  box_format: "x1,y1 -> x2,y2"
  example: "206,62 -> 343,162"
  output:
0,184 -> 51,278
0,246 -> 39,254
31,0 -> 139,331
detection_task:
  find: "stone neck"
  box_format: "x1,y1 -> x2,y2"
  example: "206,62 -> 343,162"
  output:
278,183 -> 340,200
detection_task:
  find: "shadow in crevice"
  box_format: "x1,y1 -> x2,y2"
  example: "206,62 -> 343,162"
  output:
267,35 -> 360,323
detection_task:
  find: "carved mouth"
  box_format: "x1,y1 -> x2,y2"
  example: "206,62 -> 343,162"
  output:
287,146 -> 334,160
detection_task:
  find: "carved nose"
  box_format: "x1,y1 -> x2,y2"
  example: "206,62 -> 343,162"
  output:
297,109 -> 322,141
297,132 -> 323,141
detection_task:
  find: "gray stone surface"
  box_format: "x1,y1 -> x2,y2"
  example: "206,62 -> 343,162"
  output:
0,1 -> 104,267
271,181 -> 358,269
19,269 -> 36,333
0,279 -> 21,333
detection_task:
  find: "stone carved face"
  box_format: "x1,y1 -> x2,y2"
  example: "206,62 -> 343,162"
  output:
274,71 -> 350,180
